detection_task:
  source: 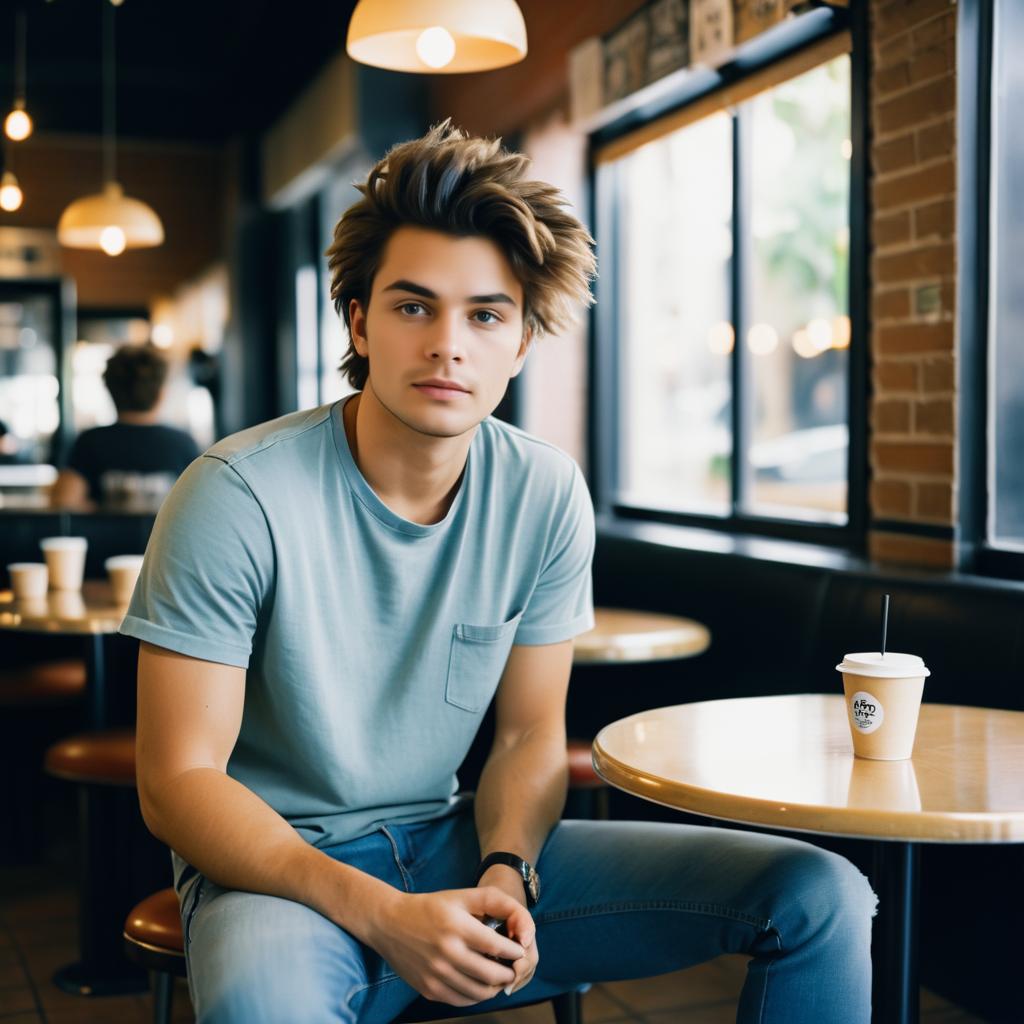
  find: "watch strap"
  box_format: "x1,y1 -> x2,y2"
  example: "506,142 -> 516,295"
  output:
475,851 -> 539,907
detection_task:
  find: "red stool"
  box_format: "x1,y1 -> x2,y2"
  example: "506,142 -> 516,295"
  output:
44,729 -> 150,996
0,660 -> 86,861
567,738 -> 609,820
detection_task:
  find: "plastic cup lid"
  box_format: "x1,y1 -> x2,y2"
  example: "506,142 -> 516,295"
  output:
105,555 -> 145,569
7,562 -> 47,571
836,652 -> 930,678
40,536 -> 88,550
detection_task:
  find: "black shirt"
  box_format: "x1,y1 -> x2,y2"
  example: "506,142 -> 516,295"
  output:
66,422 -> 201,505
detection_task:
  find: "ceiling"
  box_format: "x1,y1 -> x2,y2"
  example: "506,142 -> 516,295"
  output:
1,0 -> 361,144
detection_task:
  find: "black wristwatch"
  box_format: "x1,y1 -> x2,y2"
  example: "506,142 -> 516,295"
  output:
476,852 -> 541,908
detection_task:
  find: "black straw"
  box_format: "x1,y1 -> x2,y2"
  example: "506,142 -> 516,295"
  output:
880,594 -> 890,658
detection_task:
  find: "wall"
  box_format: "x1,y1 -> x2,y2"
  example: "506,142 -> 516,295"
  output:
0,134 -> 226,310
867,0 -> 958,569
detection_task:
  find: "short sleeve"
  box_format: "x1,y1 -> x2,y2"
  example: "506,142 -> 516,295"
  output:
513,464 -> 595,646
119,455 -> 274,667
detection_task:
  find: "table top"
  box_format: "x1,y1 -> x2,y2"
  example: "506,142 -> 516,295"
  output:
593,694 -> 1024,843
573,608 -> 710,664
0,580 -> 126,635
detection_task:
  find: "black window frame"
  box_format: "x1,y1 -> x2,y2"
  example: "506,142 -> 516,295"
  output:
588,4 -> 868,552
959,0 -> 1024,581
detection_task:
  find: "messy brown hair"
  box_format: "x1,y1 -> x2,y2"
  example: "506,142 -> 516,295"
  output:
103,344 -> 169,413
326,118 -> 597,390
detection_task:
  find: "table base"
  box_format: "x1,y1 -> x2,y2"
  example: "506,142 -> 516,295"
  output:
52,960 -> 148,997
870,841 -> 920,1024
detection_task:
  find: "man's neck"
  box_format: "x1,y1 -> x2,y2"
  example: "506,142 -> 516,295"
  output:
116,410 -> 161,425
343,389 -> 475,526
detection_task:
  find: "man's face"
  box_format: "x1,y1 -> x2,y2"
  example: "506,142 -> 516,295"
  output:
349,226 -> 531,440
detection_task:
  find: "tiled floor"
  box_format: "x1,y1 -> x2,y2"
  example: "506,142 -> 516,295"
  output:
0,862 -> 991,1023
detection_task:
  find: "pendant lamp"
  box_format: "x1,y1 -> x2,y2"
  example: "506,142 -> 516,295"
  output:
57,0 -> 163,255
4,11 -> 33,142
346,0 -> 527,74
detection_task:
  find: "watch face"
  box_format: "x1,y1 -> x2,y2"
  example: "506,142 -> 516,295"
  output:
526,866 -> 540,904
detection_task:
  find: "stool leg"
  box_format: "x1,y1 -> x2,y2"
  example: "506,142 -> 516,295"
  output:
151,970 -> 174,1024
552,989 -> 582,1024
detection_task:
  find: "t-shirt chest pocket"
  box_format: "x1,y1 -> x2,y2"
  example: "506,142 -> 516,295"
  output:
445,612 -> 524,713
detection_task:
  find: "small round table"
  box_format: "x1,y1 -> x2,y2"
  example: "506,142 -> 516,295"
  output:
573,607 -> 710,665
593,694 -> 1024,1024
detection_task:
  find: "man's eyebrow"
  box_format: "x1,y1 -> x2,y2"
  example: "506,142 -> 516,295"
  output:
381,279 -> 518,306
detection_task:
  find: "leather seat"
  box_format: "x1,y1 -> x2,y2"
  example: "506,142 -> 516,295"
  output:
567,737 -> 604,789
0,659 -> 86,706
44,729 -> 136,786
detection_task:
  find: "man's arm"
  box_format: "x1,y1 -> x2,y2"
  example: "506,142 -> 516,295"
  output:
49,468 -> 92,509
474,639 -> 574,993
137,641 -> 529,1006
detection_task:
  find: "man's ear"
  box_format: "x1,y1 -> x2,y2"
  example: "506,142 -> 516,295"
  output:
349,298 -> 369,356
509,327 -> 533,379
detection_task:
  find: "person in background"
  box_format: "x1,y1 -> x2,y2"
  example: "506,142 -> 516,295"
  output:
50,344 -> 200,510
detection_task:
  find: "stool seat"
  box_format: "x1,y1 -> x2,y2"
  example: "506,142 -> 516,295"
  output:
0,659 -> 87,707
125,887 -> 184,955
567,738 -> 603,789
44,729 -> 136,786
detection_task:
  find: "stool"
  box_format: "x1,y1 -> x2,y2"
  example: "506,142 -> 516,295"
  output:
567,738 -> 608,820
0,660 -> 87,861
44,729 -> 151,996
125,888 -> 584,1024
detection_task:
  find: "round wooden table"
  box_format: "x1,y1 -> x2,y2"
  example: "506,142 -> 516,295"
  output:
573,607 -> 710,665
593,694 -> 1024,1024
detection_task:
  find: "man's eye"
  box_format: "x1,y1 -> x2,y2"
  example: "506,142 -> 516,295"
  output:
399,302 -> 426,315
473,310 -> 500,324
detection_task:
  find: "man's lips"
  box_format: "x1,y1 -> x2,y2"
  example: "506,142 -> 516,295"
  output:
413,380 -> 471,398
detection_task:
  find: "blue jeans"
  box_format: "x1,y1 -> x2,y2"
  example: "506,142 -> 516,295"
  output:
176,803 -> 876,1023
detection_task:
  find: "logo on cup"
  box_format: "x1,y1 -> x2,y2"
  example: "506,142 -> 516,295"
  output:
850,691 -> 884,734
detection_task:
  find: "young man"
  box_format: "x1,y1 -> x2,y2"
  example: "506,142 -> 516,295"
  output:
123,121 -> 875,1024
51,343 -> 199,510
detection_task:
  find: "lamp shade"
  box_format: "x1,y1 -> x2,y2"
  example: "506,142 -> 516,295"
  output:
57,181 -> 164,251
346,0 -> 527,73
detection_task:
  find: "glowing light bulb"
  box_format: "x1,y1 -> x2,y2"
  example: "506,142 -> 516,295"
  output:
416,26 -> 456,69
807,318 -> 833,353
4,106 -> 32,142
707,321 -> 735,355
0,172 -> 23,212
747,323 -> 778,356
151,323 -> 174,348
100,225 -> 126,256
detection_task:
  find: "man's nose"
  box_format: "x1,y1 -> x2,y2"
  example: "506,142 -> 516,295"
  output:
424,313 -> 465,362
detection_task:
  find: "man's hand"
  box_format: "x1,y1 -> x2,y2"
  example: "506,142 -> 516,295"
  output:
369,886 -> 532,1007
477,863 -> 539,996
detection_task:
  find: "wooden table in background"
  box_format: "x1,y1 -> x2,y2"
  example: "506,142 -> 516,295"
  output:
574,607 -> 710,665
593,694 -> 1024,1024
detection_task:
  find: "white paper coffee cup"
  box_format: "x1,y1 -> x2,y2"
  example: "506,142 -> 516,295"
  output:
7,562 -> 49,600
836,652 -> 930,760
105,554 -> 144,605
39,536 -> 88,591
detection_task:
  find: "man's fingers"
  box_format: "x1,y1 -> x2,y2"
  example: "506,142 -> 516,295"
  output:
435,961 -> 504,1005
503,904 -> 536,949
467,917 -> 525,962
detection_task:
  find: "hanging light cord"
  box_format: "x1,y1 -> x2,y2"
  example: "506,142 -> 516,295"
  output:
103,0 -> 117,185
15,10 -> 27,102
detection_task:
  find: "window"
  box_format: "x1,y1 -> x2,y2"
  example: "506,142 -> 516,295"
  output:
988,0 -> 1024,551
594,26 -> 862,544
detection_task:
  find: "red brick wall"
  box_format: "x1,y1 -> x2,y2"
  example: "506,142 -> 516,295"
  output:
868,0 -> 958,568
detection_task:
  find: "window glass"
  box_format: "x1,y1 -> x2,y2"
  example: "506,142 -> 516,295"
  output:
616,111 -> 733,514
745,55 -> 851,522
990,0 -> 1024,548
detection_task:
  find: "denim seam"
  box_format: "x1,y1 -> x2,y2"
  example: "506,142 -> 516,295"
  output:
380,826 -> 413,892
756,922 -> 782,1024
345,970 -> 401,1013
183,877 -> 205,950
534,900 -> 771,932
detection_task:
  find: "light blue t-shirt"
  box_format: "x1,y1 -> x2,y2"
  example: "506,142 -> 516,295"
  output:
120,396 -> 595,852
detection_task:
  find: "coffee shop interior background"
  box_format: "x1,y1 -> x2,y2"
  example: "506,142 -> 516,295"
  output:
1,0 -> 1023,1022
